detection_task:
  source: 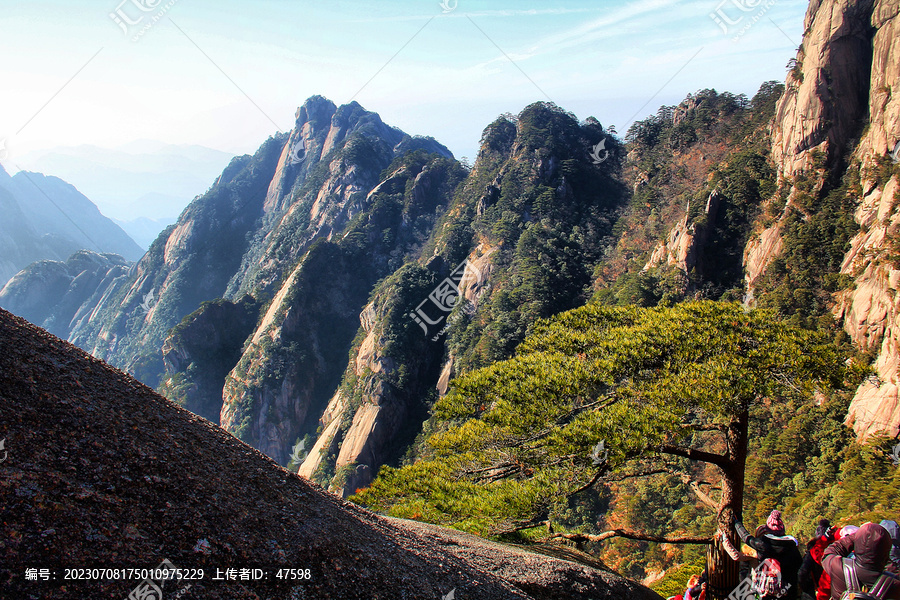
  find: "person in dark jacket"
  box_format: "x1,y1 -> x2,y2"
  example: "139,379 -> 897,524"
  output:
880,520 -> 900,573
736,519 -> 803,600
822,522 -> 900,600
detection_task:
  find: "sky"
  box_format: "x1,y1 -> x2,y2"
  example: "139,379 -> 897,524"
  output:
0,0 -> 806,163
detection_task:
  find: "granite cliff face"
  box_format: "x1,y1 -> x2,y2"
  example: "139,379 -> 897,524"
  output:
741,0 -> 900,437
744,0 -> 875,298
159,296 -> 260,423
2,96 -> 449,380
218,151 -> 463,466
644,191 -> 721,275
831,0 -> 900,438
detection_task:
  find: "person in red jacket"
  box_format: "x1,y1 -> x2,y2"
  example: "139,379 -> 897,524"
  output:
822,522 -> 900,599
798,519 -> 834,600
817,525 -> 859,599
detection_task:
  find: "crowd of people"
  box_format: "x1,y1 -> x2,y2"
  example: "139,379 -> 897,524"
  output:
667,511 -> 900,600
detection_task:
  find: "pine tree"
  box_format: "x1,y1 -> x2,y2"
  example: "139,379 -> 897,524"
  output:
355,301 -> 863,597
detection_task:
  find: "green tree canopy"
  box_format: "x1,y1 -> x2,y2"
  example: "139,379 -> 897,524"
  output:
355,301 -> 860,541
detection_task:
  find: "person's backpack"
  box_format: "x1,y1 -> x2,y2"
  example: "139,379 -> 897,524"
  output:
753,558 -> 788,597
840,558 -> 896,600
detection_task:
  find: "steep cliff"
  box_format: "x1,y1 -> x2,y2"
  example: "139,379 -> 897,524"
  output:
218,151 -> 464,465
159,295 -> 261,423
643,191 -> 721,275
739,0 -> 900,438
3,97 -> 626,492
831,0 -> 900,438
65,139 -> 284,386
590,0 -> 900,439
745,0 -> 874,301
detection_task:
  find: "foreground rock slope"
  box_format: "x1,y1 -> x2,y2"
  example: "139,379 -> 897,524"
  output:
0,307 -> 659,600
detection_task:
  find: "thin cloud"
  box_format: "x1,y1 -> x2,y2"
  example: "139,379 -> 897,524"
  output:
468,0 -> 684,70
523,0 -> 684,57
346,7 -> 601,24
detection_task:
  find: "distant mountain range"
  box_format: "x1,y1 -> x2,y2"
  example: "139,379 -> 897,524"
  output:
0,165 -> 142,288
16,141 -> 235,228
113,215 -> 176,249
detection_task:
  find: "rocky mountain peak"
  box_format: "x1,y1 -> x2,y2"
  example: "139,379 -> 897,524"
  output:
294,94 -> 337,130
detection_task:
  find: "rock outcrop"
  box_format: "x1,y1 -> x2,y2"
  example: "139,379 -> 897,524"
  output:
0,250 -> 131,339
644,191 -> 721,275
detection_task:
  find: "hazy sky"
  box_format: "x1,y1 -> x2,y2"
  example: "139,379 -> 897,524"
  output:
1,0 -> 805,161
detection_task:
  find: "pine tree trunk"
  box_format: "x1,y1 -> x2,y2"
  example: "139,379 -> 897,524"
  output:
707,535 -> 740,600
706,408 -> 749,600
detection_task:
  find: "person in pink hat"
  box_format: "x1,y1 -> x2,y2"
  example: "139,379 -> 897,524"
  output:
766,510 -> 786,536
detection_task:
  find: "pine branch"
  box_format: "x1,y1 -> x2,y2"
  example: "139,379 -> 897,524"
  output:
601,466 -> 670,483
687,479 -> 719,511
550,529 -> 711,544
660,467 -> 719,512
568,460 -> 682,499
510,395 -> 617,449
566,467 -> 608,498
464,461 -> 521,483
496,517 -> 551,534
658,444 -> 729,468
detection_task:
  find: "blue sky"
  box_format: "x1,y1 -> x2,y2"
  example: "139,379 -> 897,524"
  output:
1,0 -> 806,161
